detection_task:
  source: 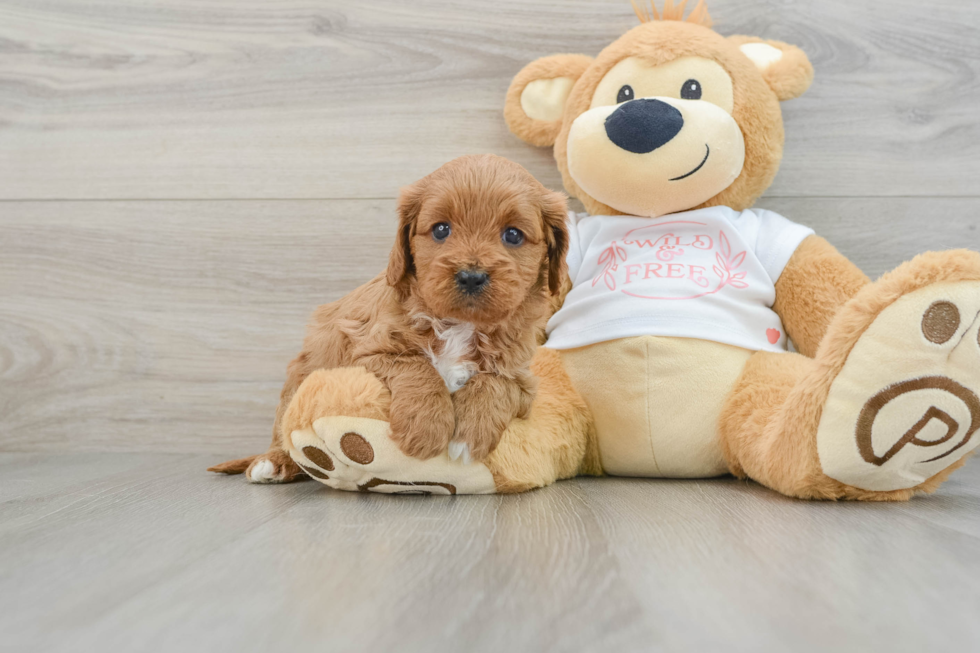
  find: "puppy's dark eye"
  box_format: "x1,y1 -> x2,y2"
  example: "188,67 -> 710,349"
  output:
502,227 -> 524,247
681,79 -> 702,100
616,85 -> 634,104
432,222 -> 451,242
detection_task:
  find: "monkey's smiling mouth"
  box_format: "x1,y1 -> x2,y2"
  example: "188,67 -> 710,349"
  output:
669,144 -> 710,181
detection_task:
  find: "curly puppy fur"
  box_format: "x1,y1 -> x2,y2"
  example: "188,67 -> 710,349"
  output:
210,154 -> 569,480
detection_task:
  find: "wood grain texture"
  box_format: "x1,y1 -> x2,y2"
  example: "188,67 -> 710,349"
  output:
1,453 -> 979,652
0,0 -> 978,200
0,200 -> 396,453
2,198 -> 978,454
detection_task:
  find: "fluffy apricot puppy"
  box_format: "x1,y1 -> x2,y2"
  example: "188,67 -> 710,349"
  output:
209,154 -> 568,482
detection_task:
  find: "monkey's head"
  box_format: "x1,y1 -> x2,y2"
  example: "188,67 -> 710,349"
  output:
505,1 -> 814,218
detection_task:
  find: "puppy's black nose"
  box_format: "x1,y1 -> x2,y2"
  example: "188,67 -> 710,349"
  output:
604,98 -> 684,154
455,269 -> 489,296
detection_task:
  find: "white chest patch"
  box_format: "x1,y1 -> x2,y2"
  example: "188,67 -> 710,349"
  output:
425,320 -> 479,393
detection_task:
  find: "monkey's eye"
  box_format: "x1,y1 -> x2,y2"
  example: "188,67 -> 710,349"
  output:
681,79 -> 702,100
616,85 -> 634,104
432,222 -> 452,242
502,227 -> 525,247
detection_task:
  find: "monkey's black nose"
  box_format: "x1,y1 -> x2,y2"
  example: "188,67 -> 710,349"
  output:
604,98 -> 684,154
455,269 -> 489,296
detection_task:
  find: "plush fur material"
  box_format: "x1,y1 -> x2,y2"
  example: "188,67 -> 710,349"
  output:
727,35 -> 814,102
213,2 -> 980,500
772,236 -> 870,357
631,0 -> 713,26
505,54 -> 594,148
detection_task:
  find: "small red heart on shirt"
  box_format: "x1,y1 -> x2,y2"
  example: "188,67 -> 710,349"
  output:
766,328 -> 781,344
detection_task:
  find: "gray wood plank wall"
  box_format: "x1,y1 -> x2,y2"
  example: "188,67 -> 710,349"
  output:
2,0 -> 979,453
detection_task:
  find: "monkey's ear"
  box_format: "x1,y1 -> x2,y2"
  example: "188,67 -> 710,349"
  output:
505,54 -> 594,147
386,180 -> 425,292
729,36 -> 814,101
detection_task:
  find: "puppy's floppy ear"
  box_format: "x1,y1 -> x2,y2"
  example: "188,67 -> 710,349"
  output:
505,54 -> 593,147
386,180 -> 425,291
729,36 -> 814,101
540,190 -> 569,296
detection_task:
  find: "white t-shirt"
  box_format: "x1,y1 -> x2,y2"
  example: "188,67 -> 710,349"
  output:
546,206 -> 814,353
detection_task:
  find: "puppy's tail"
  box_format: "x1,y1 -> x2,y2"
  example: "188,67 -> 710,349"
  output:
207,455 -> 259,475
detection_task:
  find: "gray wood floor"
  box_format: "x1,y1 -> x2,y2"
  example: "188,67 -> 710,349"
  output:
2,0 -> 980,650
2,453 -> 980,652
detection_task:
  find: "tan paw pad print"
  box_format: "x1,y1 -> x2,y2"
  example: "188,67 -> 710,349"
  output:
818,281 -> 980,491
285,416 -> 497,495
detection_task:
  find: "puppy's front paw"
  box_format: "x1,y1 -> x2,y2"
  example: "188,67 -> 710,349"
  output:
389,393 -> 455,460
451,413 -> 506,464
447,441 -> 473,465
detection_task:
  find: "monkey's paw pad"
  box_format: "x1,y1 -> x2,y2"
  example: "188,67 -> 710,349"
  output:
285,416 -> 497,495
818,281 -> 980,491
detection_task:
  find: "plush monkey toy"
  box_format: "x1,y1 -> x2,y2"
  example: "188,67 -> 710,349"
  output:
219,1 -> 980,499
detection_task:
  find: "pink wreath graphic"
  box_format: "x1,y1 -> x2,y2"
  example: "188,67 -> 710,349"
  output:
612,230 -> 749,300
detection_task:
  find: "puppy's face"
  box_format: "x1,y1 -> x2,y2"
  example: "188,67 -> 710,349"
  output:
387,155 -> 568,325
